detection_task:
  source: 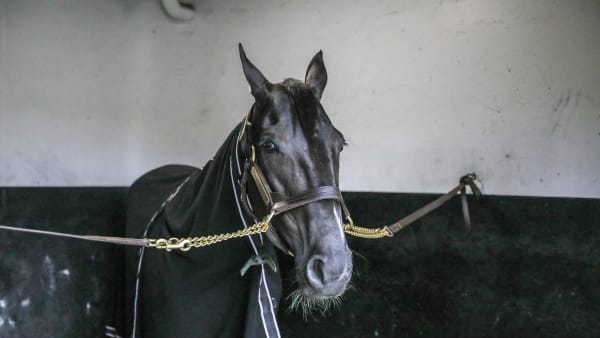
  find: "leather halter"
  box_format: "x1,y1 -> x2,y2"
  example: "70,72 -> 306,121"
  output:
237,118 -> 351,256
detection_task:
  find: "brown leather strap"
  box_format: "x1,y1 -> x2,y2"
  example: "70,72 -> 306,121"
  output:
387,173 -> 479,234
0,224 -> 149,247
0,174 -> 480,249
271,186 -> 342,215
240,156 -> 346,218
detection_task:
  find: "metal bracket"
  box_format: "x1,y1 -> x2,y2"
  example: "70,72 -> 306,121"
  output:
240,254 -> 278,276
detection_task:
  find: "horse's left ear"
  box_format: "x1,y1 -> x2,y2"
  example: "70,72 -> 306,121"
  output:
239,43 -> 270,98
305,50 -> 327,100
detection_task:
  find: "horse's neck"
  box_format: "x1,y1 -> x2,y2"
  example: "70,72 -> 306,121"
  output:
164,124 -> 246,237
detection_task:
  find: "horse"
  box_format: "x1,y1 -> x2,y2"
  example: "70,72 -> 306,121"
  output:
124,44 -> 353,337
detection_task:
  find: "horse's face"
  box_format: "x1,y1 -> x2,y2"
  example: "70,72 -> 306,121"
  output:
239,45 -> 352,311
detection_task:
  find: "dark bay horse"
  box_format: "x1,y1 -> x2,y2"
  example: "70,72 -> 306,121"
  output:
124,44 -> 352,337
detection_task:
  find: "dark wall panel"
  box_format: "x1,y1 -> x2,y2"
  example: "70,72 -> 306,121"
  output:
280,193 -> 600,337
0,188 -> 127,338
1,188 -> 598,337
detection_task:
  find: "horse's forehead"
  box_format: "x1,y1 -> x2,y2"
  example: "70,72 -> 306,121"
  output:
269,87 -> 294,112
273,82 -> 324,121
269,82 -> 310,108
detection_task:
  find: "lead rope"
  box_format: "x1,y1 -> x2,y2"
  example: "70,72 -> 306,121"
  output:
0,174 -> 480,251
343,173 -> 480,238
0,210 -> 274,253
146,211 -> 274,251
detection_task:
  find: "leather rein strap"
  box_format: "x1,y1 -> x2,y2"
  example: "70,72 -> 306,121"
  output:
0,224 -> 150,247
354,173 -> 482,238
0,173 -> 480,251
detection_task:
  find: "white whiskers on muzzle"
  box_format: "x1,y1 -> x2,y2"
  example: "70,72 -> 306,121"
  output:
287,285 -> 349,320
286,204 -> 353,319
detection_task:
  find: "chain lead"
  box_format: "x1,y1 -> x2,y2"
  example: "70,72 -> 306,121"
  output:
147,211 -> 274,252
343,216 -> 393,239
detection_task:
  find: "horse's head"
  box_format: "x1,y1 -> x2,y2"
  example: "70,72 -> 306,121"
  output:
238,44 -> 352,312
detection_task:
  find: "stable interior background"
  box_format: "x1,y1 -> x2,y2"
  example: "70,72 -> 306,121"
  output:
1,0 -> 599,337
1,0 -> 599,197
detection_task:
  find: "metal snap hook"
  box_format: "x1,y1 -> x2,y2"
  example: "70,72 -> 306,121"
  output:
148,238 -> 192,252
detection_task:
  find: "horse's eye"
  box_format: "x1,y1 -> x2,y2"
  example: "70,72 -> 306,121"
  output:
262,141 -> 278,153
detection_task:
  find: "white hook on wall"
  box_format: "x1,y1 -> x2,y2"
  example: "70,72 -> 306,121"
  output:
160,0 -> 195,21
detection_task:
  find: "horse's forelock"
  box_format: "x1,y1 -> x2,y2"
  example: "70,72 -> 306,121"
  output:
281,78 -> 330,138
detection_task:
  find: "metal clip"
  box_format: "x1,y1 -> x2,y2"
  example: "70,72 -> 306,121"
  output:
263,210 -> 275,225
148,238 -> 192,252
250,145 -> 256,162
460,173 -> 481,194
237,114 -> 252,142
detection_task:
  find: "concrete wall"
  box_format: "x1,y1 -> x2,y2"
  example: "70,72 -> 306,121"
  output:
0,0 -> 599,197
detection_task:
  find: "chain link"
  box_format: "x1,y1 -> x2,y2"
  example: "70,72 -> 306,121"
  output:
147,211 -> 274,252
343,216 -> 393,239
147,212 -> 395,251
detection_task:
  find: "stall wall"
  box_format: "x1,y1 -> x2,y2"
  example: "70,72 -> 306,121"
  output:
1,0 -> 599,197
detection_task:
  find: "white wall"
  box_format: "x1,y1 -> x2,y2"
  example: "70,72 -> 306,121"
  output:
0,0 -> 599,198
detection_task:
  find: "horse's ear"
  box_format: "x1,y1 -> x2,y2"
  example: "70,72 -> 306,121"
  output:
305,50 -> 327,100
239,43 -> 270,98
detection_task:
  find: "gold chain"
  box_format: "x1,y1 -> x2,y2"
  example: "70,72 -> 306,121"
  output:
147,212 -> 393,252
343,216 -> 393,239
148,211 -> 274,252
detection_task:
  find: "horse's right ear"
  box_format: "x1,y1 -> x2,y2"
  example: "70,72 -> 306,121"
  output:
239,43 -> 270,98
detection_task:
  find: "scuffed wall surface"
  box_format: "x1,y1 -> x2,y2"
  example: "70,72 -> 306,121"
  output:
279,192 -> 600,337
0,0 -> 599,197
0,188 -> 126,337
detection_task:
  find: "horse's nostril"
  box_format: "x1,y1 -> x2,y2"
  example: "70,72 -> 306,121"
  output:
306,255 -> 349,294
306,256 -> 326,288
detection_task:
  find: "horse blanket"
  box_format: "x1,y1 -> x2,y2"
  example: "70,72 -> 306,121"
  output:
125,123 -> 282,338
